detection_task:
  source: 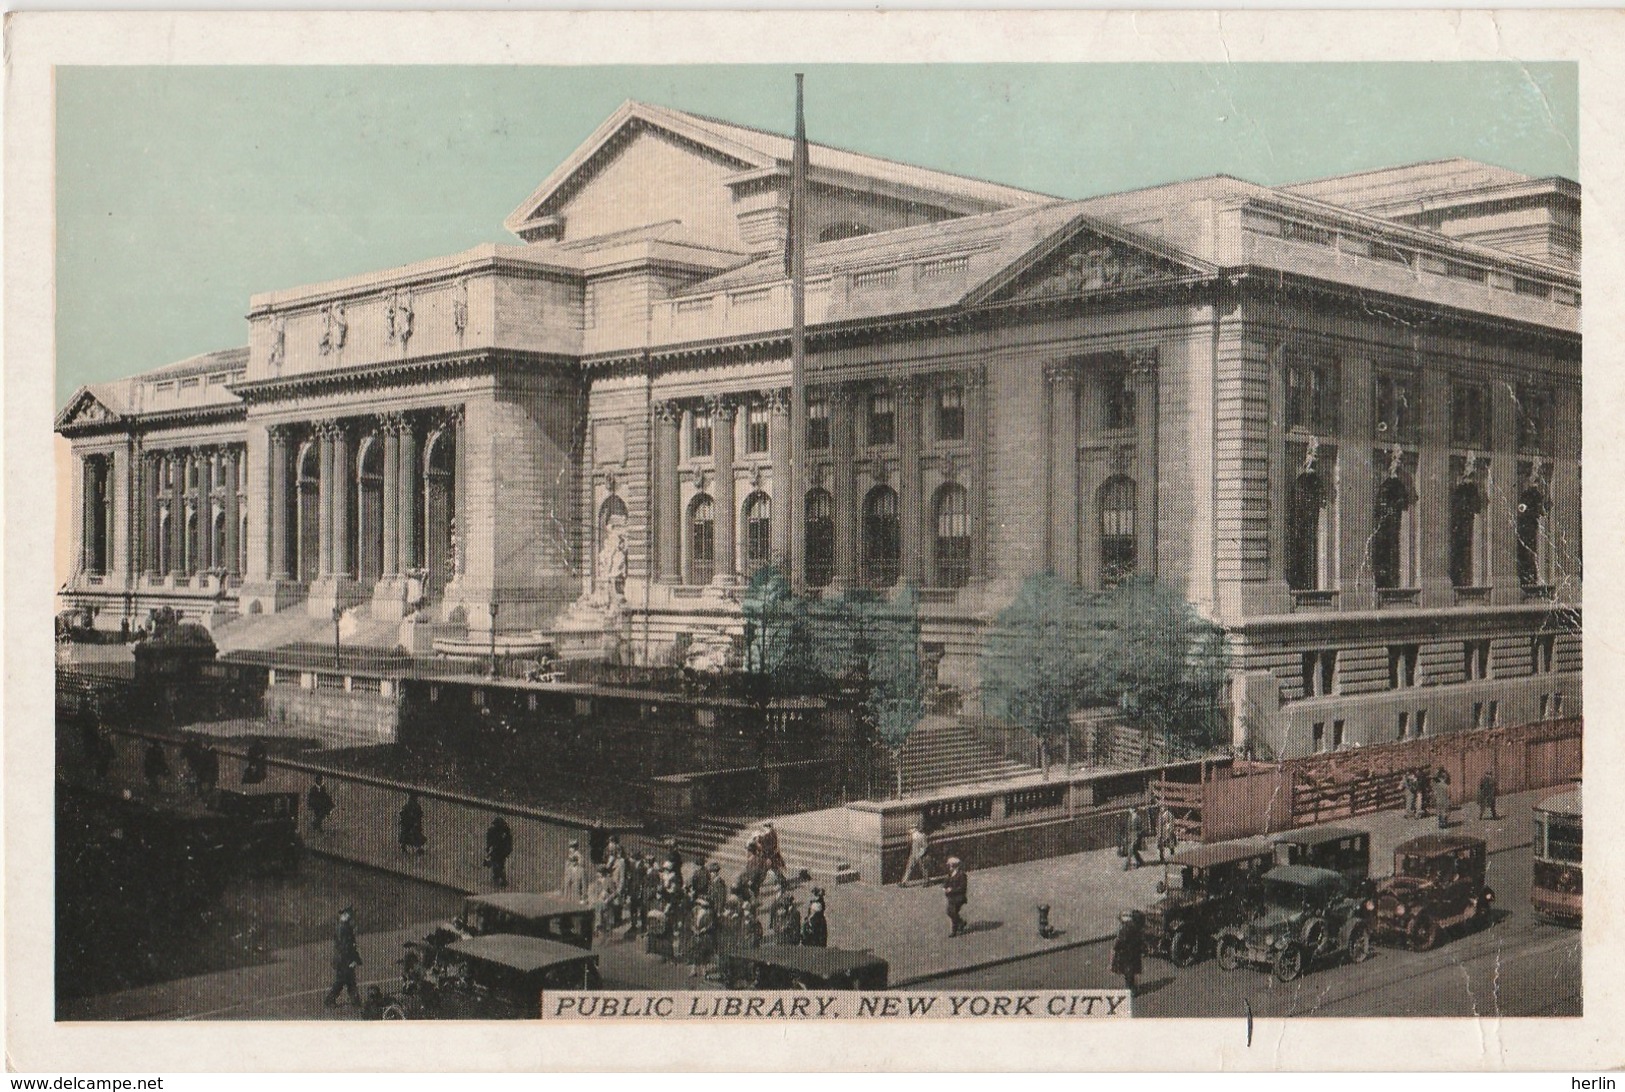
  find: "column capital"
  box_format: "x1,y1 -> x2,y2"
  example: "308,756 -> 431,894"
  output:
266,423 -> 295,443
1043,360 -> 1081,387
1124,346 -> 1159,378
706,394 -> 741,421
653,399 -> 684,424
893,374 -> 928,403
433,404 -> 465,430
960,367 -> 989,392
378,411 -> 410,435
765,388 -> 793,417
314,418 -> 345,440
828,384 -> 859,411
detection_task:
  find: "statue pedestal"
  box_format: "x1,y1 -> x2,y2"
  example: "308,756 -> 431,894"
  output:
551,591 -> 628,662
399,612 -> 437,656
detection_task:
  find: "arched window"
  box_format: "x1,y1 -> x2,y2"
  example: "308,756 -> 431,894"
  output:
688,494 -> 715,585
1098,476 -> 1137,588
742,492 -> 772,576
1449,480 -> 1487,588
1288,468 -> 1326,591
933,483 -> 971,588
805,489 -> 834,588
212,511 -> 228,571
599,494 -> 628,541
862,485 -> 901,587
1517,484 -> 1550,589
1372,475 -> 1415,590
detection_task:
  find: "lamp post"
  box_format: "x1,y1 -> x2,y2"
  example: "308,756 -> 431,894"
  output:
487,601 -> 500,679
331,605 -> 343,670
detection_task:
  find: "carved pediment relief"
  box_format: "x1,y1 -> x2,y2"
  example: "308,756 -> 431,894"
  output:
1000,230 -> 1191,303
58,390 -> 120,430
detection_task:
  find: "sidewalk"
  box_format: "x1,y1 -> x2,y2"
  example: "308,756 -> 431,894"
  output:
84,731 -> 1544,991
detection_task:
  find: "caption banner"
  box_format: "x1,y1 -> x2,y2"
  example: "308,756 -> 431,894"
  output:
542,990 -> 1132,1020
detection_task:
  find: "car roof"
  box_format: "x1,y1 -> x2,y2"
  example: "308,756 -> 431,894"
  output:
1537,788 -> 1582,818
1170,842 -> 1274,867
446,934 -> 597,972
1264,864 -> 1344,887
1272,827 -> 1366,846
721,942 -> 887,976
1395,833 -> 1485,856
464,892 -> 592,917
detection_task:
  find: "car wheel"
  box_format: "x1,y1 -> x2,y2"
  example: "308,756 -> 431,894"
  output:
1346,923 -> 1372,964
1474,891 -> 1495,928
1217,937 -> 1244,972
1408,912 -> 1439,952
1273,945 -> 1305,982
1300,917 -> 1329,953
381,1003 -> 407,1021
1170,929 -> 1202,967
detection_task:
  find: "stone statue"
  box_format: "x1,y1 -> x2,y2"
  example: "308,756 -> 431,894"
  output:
597,525 -> 628,601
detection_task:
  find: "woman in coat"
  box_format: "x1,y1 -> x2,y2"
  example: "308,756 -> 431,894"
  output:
562,840 -> 588,905
1110,911 -> 1145,996
398,792 -> 427,855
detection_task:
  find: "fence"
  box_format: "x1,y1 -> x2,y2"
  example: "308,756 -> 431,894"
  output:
1159,716 -> 1582,843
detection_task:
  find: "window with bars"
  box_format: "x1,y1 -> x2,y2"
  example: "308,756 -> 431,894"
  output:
804,488 -> 834,587
742,492 -> 772,575
688,495 -> 715,585
1463,639 -> 1491,681
867,391 -> 896,447
745,404 -> 769,455
1372,475 -> 1416,590
933,483 -> 971,588
1286,356 -> 1340,433
807,399 -> 831,450
1516,480 -> 1551,588
690,406 -> 713,458
862,485 -> 901,587
1302,650 -> 1337,697
1388,644 -> 1420,688
1374,371 -> 1418,442
1103,372 -> 1136,431
1451,382 -> 1490,448
1516,385 -> 1554,454
1098,476 -> 1137,588
937,386 -> 965,442
1531,634 -> 1556,674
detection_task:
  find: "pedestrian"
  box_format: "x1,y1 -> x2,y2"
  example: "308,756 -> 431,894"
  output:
592,866 -> 616,937
484,815 -> 513,887
605,838 -> 628,928
1402,769 -> 1422,819
663,841 -> 685,888
306,775 -> 334,833
802,888 -> 829,948
398,792 -> 426,855
181,738 -> 205,795
1432,768 -> 1453,830
706,860 -> 730,908
198,744 -> 219,797
1156,806 -> 1179,863
902,824 -> 933,886
687,896 -> 717,978
143,739 -> 169,792
943,857 -> 969,937
1110,910 -> 1145,996
563,839 -> 588,905
637,856 -> 662,938
323,905 -> 363,1008
754,822 -> 789,892
769,889 -> 802,946
92,730 -> 115,782
1476,770 -> 1500,821
1121,807 -> 1146,871
242,740 -> 268,785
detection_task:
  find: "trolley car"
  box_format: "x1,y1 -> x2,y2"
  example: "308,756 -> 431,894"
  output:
1531,783 -> 1582,927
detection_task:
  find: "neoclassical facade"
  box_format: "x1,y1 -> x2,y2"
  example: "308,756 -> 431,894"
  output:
59,101 -> 1581,757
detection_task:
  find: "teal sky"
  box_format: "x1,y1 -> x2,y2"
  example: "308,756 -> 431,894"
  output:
55,63 -> 1578,406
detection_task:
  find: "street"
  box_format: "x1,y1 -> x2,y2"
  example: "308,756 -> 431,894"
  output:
929,840 -> 1581,1018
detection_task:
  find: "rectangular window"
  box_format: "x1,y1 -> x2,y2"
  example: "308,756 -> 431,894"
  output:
1531,634 -> 1556,674
1286,356 -> 1340,433
1487,700 -> 1499,727
1396,711 -> 1410,741
1472,701 -> 1485,728
937,386 -> 965,442
690,406 -> 713,458
868,391 -> 895,447
1539,694 -> 1551,719
1312,721 -> 1327,752
1451,382 -> 1491,448
1463,639 -> 1491,681
1374,371 -> 1418,442
1103,372 -> 1136,431
807,398 -> 830,450
1516,385 -> 1554,454
745,404 -> 769,455
1332,720 -> 1346,749
1388,644 -> 1420,689
1551,693 -> 1564,717
1301,650 -> 1337,698
1415,709 -> 1428,737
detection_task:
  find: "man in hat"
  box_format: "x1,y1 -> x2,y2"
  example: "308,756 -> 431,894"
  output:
306,775 -> 334,834
1476,769 -> 1500,821
324,906 -> 363,1007
1432,768 -> 1453,830
1402,769 -> 1423,819
943,857 -> 969,937
483,815 -> 513,887
706,860 -> 731,908
769,888 -> 802,946
687,895 -> 717,978
902,825 -> 933,886
1110,910 -> 1145,996
755,821 -> 788,892
801,888 -> 828,948
563,839 -> 588,904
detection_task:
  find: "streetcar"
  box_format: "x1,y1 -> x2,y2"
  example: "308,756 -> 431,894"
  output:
1531,782 -> 1582,927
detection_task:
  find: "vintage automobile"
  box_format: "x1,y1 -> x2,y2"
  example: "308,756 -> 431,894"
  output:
376,934 -> 601,1020
211,789 -> 302,876
1142,842 -> 1276,966
715,942 -> 889,990
1216,864 -> 1373,982
424,892 -> 596,952
1271,827 -> 1372,895
1367,834 -> 1494,950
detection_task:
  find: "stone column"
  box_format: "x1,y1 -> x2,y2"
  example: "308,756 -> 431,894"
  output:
381,416 -> 401,577
199,448 -> 217,572
831,387 -> 859,587
767,389 -> 792,575
1489,380 -> 1521,604
332,426 -> 352,578
1045,362 -> 1081,584
654,401 -> 683,583
710,395 -> 739,583
317,422 -> 336,578
268,427 -> 291,579
898,378 -> 925,584
80,456 -> 95,574
1418,363 -> 1452,607
169,452 -> 185,578
1128,349 -> 1160,579
397,417 -> 417,572
965,369 -> 989,583
1550,380 -> 1581,590
224,446 -> 241,576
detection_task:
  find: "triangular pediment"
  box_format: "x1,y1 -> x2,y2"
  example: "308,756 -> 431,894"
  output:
55,387 -> 122,432
968,214 -> 1214,307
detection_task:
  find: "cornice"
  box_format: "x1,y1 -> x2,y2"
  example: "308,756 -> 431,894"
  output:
229,349 -> 580,403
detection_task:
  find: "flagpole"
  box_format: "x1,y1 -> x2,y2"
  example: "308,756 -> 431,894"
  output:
787,73 -> 809,593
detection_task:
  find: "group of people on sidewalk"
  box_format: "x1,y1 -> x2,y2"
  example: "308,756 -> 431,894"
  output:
1402,767 -> 1501,827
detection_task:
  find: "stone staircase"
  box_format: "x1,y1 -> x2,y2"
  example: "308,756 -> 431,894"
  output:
897,715 -> 1040,795
661,807 -> 862,885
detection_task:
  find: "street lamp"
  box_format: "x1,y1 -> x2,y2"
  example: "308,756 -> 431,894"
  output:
487,601 -> 500,678
331,605 -> 343,670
